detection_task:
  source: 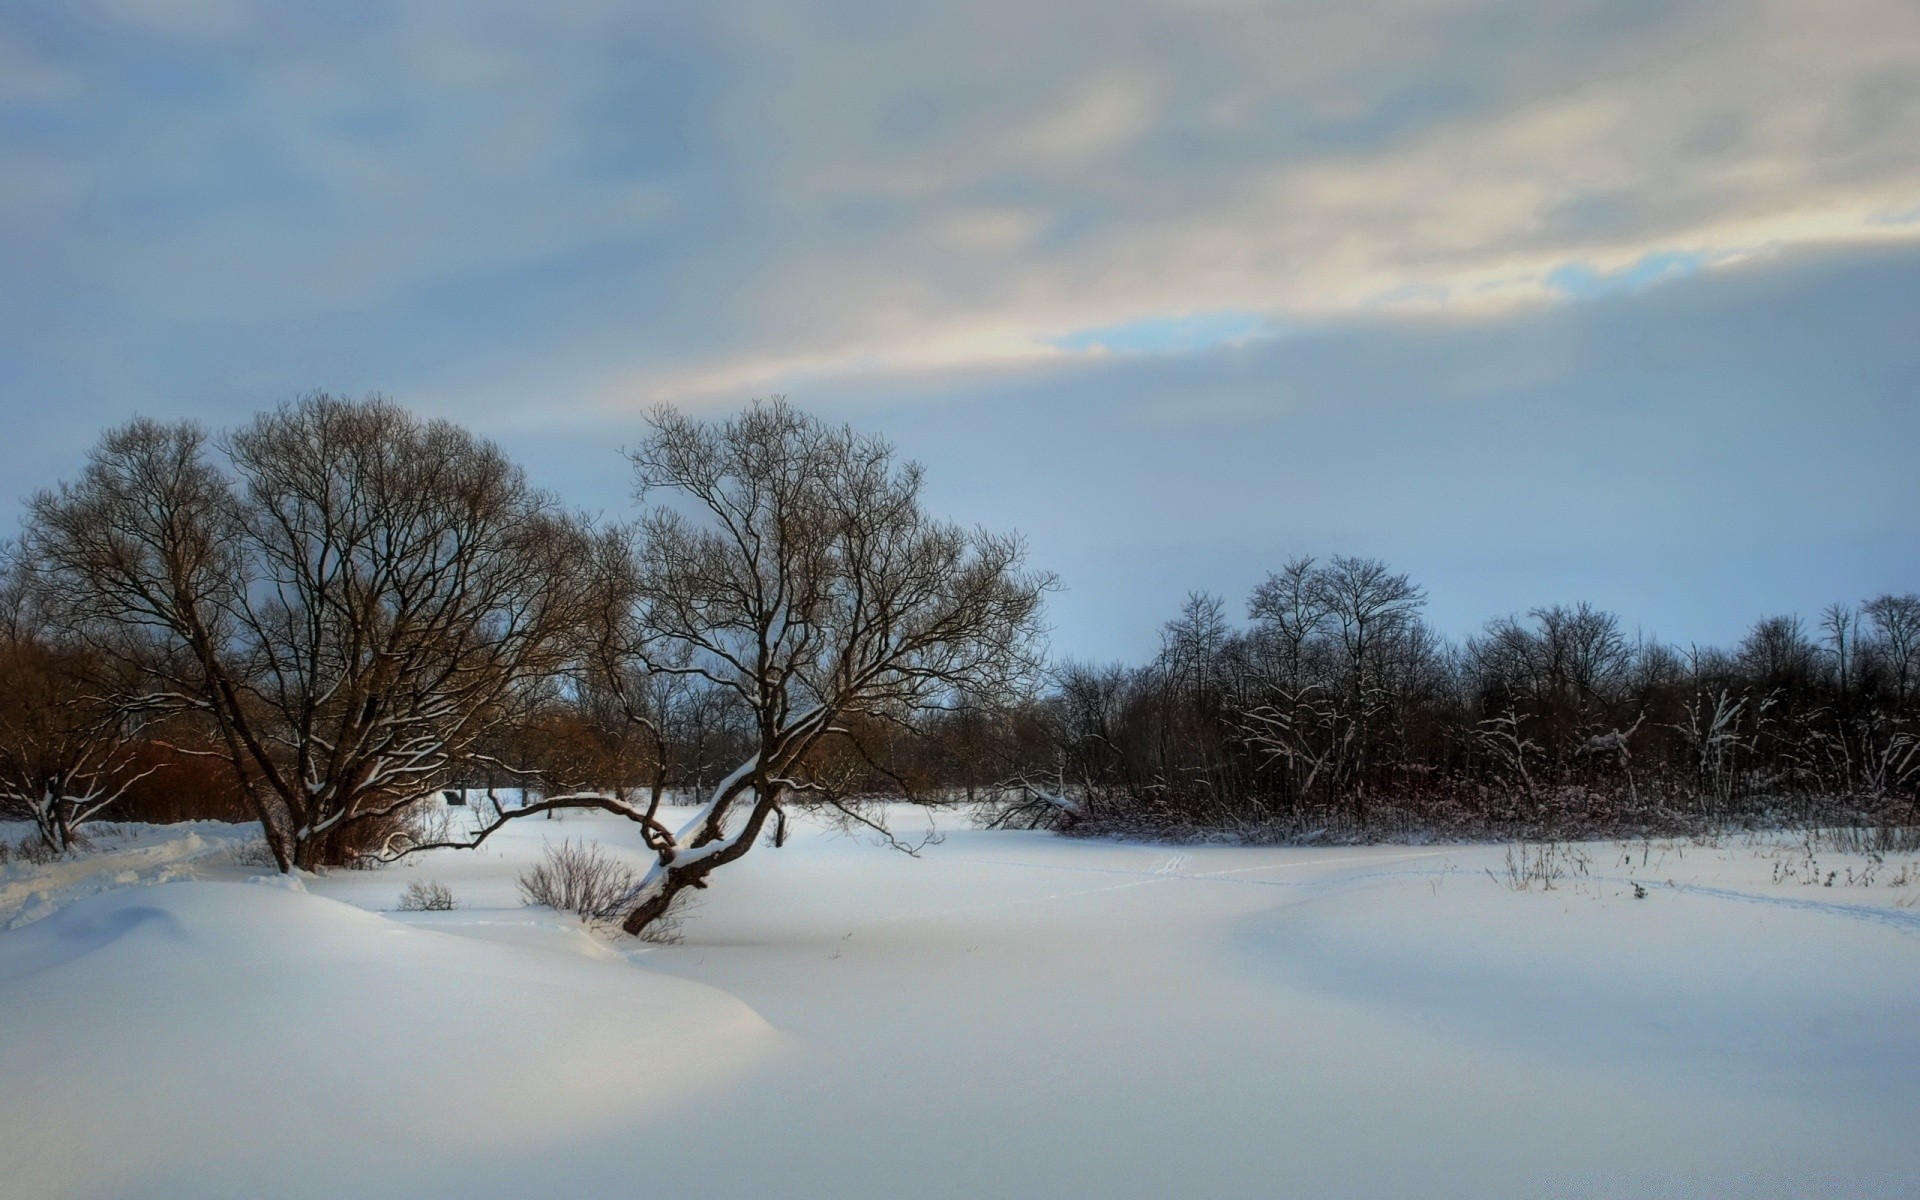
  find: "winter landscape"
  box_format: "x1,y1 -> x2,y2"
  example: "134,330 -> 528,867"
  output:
3,805 -> 1917,1200
5,2 -> 1920,1198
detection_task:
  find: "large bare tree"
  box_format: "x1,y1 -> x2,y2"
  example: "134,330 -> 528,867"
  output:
23,395 -> 596,870
433,399 -> 1051,935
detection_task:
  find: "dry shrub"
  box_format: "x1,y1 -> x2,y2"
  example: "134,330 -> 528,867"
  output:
1808,822 -> 1920,855
12,835 -> 59,864
397,879 -> 456,911
226,837 -> 279,868
1489,840 -> 1592,891
518,839 -> 642,925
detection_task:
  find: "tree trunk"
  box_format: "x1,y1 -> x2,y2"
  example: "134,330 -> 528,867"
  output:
621,779 -> 782,935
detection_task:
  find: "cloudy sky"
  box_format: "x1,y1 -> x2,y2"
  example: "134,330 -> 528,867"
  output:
2,0 -> 1917,659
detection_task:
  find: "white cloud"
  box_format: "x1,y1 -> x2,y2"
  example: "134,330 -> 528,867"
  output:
1013,73 -> 1161,162
7,0 -> 1920,412
634,0 -> 1920,400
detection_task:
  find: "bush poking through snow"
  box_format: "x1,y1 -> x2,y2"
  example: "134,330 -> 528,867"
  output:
227,837 -> 279,868
1808,823 -> 1920,856
1489,840 -> 1592,891
12,834 -> 60,865
518,840 -> 643,926
397,880 -> 456,912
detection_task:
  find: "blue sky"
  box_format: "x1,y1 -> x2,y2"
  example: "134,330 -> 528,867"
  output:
2,0 -> 1918,660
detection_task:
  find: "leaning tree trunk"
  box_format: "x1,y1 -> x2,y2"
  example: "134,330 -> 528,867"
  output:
620,778 -> 783,935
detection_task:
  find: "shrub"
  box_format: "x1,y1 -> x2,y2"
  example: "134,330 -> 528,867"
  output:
227,837 -> 280,868
397,879 -> 456,911
517,839 -> 642,926
12,835 -> 58,865
1489,840 -> 1591,891
1809,822 -> 1920,856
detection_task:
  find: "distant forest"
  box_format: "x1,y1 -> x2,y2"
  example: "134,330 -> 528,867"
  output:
978,567 -> 1919,844
4,395 -> 1916,866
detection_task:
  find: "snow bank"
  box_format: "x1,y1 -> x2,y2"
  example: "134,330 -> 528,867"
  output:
0,879 -> 779,1200
0,821 -> 255,930
1250,846 -> 1920,1094
600,830 -> 1920,1200
4,813 -> 1918,1198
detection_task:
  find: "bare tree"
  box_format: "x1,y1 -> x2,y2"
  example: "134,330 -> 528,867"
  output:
1247,556 -> 1329,689
563,523 -> 684,804
1820,603 -> 1856,697
1467,603 -> 1632,768
23,396 -> 597,870
1312,555 -> 1425,697
1737,614 -> 1819,689
0,556 -> 151,850
1533,603 -> 1631,704
1864,594 -> 1920,703
422,400 -> 1052,935
1309,555 -> 1425,806
1021,567 -> 1920,838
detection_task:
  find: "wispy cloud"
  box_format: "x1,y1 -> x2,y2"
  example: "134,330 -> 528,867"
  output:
1052,312 -> 1273,356
2,0 -> 1919,414
617,0 -> 1920,401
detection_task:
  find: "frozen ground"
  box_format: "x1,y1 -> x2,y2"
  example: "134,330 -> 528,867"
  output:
1,810 -> 1917,1199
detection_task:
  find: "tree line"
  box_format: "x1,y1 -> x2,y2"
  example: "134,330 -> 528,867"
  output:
984,559 -> 1920,841
2,394 -> 1915,931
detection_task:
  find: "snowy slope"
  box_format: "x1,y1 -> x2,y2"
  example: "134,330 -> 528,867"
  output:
1,811 -> 1916,1199
0,821 -> 255,930
0,873 -> 776,1200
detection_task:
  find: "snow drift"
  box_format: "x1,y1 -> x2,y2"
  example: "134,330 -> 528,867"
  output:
3,812 -> 1918,1199
0,878 -> 778,1200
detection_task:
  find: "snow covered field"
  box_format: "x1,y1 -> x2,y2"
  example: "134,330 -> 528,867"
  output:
2,810 -> 1917,1199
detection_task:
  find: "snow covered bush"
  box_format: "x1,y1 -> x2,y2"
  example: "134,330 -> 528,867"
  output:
397,880 -> 456,911
518,840 -> 642,925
